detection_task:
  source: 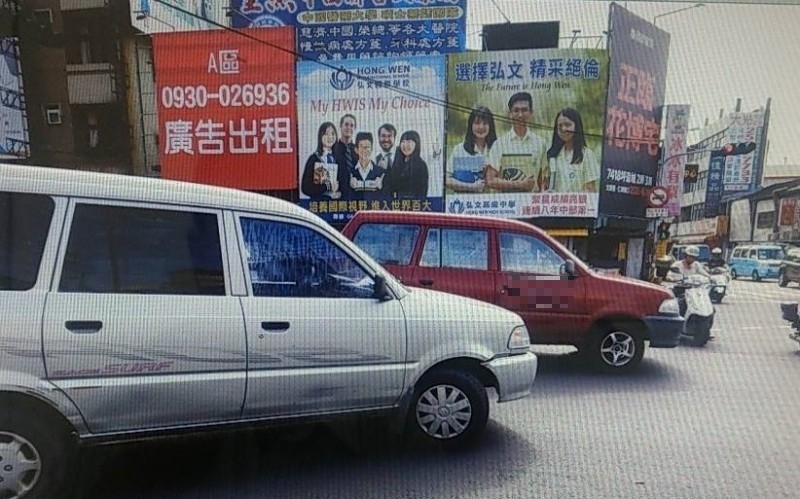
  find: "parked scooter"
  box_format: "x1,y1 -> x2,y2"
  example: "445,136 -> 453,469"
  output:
705,266 -> 730,304
664,267 -> 716,346
779,302 -> 800,350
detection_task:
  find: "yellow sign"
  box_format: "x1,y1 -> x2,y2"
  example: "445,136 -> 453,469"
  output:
655,240 -> 668,259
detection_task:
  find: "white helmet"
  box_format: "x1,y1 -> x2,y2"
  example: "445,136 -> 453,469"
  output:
685,245 -> 701,257
711,248 -> 722,255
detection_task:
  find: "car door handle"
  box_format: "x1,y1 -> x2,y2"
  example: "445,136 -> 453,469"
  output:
261,321 -> 290,332
418,278 -> 434,286
65,321 -> 103,334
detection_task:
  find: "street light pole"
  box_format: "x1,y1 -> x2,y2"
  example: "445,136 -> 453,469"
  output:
653,3 -> 705,26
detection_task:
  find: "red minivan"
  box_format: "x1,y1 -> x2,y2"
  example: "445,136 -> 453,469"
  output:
342,211 -> 683,372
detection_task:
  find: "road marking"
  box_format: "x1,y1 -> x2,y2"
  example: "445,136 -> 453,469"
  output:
742,326 -> 764,330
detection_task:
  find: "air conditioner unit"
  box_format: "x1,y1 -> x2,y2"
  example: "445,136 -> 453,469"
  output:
45,105 -> 62,125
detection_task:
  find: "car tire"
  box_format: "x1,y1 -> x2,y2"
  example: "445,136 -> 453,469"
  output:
730,268 -> 738,280
407,369 -> 489,449
0,411 -> 73,499
752,270 -> 761,282
588,323 -> 645,374
779,271 -> 789,287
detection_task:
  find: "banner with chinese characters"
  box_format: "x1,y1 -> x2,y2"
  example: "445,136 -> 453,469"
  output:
658,105 -> 690,217
0,38 -> 29,159
230,0 -> 466,61
704,155 -> 725,219
600,4 -> 670,218
444,48 -> 608,219
152,28 -> 297,190
297,55 -> 445,223
723,111 -> 766,196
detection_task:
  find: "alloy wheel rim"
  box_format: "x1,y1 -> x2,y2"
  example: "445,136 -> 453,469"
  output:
600,331 -> 635,367
0,431 -> 42,499
416,384 -> 472,440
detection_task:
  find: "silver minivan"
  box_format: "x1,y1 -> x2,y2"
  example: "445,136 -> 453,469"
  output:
0,163 -> 537,499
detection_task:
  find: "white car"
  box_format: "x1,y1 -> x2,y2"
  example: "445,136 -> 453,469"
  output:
0,163 -> 537,499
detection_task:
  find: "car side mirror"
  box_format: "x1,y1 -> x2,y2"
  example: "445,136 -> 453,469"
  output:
561,259 -> 577,279
373,274 -> 393,301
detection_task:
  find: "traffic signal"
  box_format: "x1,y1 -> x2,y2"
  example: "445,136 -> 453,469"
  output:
717,142 -> 757,156
657,222 -> 671,241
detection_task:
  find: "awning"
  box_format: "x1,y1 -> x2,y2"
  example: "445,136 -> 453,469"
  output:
546,228 -> 589,238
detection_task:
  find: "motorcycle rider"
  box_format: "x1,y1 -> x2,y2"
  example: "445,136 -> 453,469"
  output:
667,245 -> 715,341
667,245 -> 710,281
707,247 -> 726,269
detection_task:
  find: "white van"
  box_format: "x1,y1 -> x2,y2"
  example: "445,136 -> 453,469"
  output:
0,163 -> 537,498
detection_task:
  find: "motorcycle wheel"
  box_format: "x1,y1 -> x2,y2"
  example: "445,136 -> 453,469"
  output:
686,316 -> 711,347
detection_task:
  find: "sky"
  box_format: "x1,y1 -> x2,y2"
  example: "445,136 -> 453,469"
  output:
464,0 -> 800,166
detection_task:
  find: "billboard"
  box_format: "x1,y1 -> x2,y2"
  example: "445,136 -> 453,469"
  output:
658,104 -> 690,217
132,0 -> 229,34
0,38 -> 29,160
600,3 -> 670,218
230,0 -> 466,61
704,155 -> 725,219
152,28 -> 297,190
722,110 -> 766,196
297,56 -> 446,223
445,48 -> 608,219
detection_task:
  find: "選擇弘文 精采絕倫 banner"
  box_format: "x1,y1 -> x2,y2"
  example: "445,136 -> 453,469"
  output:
444,48 -> 609,219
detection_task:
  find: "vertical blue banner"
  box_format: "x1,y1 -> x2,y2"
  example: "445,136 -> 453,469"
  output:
230,0 -> 466,61
704,154 -> 725,219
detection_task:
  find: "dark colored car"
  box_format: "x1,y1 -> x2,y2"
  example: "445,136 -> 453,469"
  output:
778,247 -> 800,287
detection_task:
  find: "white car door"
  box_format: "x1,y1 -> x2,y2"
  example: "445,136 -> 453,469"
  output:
233,214 -> 407,418
42,200 -> 247,434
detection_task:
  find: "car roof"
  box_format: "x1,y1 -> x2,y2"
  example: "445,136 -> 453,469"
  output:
346,210 -> 549,236
0,163 -> 316,222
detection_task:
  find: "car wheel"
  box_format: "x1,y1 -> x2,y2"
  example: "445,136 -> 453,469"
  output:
752,270 -> 761,282
407,369 -> 489,449
0,412 -> 72,499
779,271 -> 789,287
730,268 -> 738,280
589,323 -> 645,373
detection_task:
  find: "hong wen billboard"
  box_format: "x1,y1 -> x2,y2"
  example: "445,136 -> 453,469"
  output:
152,28 -> 297,190
600,3 -> 670,218
297,56 -> 446,223
445,48 -> 608,219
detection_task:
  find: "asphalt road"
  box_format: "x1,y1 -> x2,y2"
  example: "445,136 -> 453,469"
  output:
73,278 -> 800,499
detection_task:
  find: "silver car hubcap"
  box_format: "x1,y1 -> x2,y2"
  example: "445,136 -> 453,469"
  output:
600,331 -> 635,367
0,431 -> 41,499
416,384 -> 472,440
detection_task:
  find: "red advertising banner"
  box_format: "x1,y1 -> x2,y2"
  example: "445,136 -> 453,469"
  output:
780,198 -> 797,227
152,28 -> 297,190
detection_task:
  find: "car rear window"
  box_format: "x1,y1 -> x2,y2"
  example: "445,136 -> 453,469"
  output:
352,223 -> 420,266
0,192 -> 55,291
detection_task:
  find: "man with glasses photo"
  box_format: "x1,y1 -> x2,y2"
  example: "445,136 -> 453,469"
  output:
485,92 -> 549,193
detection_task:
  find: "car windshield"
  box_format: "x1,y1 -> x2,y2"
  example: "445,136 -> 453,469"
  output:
758,248 -> 784,260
